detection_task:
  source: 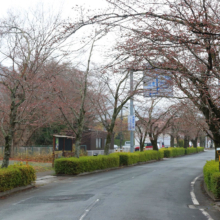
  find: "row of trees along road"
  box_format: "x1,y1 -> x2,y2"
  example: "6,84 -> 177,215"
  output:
0,8 -> 144,168
134,98 -> 207,151
1,0 -> 219,167
67,0 -> 220,159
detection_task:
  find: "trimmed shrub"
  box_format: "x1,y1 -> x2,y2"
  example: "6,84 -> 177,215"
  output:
161,147 -> 185,158
172,148 -> 186,156
161,147 -> 203,158
54,147 -> 204,176
0,163 -> 36,192
185,148 -> 197,155
210,172 -> 220,198
203,160 -> 220,198
178,139 -> 184,148
161,148 -> 172,158
197,147 -> 204,153
117,153 -> 139,166
117,150 -> 163,166
54,154 -> 120,175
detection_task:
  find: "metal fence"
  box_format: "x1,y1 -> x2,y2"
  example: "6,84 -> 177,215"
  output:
0,146 -> 116,157
0,146 -> 53,156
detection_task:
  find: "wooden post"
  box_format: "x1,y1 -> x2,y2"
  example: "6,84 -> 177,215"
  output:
219,155 -> 220,172
62,138 -> 65,157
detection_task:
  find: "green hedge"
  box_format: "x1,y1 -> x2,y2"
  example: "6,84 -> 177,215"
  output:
162,147 -> 204,158
117,150 -> 163,166
54,147 -> 204,175
55,154 -> 120,175
197,147 -> 204,153
185,147 -> 197,155
161,148 -> 186,158
0,163 -> 36,192
55,151 -> 163,174
203,160 -> 220,198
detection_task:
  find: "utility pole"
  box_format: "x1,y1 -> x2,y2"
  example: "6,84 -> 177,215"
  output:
130,70 -> 134,153
120,107 -> 123,149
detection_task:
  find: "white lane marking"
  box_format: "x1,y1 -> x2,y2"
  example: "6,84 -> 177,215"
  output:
190,191 -> 199,206
190,176 -> 200,205
190,175 -> 214,220
13,196 -> 33,205
79,199 -> 99,220
199,209 -> 214,220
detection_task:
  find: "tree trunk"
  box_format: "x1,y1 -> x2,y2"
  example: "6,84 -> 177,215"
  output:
1,135 -> 12,168
74,114 -> 84,158
170,135 -> 174,147
1,92 -> 18,168
184,135 -> 189,148
191,137 -> 198,148
212,133 -> 220,161
140,142 -> 145,152
151,139 -> 158,151
104,131 -> 113,155
139,134 -> 145,152
75,138 -> 81,158
199,136 -> 205,147
176,136 -> 179,147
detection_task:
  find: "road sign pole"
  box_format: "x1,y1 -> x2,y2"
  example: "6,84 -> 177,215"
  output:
130,70 -> 134,153
120,107 -> 123,149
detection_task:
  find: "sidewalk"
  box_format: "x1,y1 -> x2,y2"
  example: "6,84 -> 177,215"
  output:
36,169 -> 55,178
0,169 -> 56,198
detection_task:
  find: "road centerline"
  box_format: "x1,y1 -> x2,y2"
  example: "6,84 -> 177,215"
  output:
79,199 -> 100,220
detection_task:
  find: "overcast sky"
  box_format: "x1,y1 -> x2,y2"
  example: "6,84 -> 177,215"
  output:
0,0 -> 178,108
0,0 -> 108,18
0,0 -> 116,70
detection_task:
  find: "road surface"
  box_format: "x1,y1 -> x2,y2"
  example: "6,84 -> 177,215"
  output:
0,150 -> 219,220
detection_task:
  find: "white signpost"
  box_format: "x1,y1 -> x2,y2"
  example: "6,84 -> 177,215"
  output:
128,115 -> 135,131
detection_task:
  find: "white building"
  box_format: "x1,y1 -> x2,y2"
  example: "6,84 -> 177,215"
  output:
135,133 -> 170,148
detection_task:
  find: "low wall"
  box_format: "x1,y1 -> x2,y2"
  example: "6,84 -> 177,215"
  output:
87,150 -> 114,156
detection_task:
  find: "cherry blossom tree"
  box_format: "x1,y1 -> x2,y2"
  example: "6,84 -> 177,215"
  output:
71,0 -> 220,159
135,99 -> 180,151
90,68 -> 143,154
54,69 -> 97,157
0,9 -> 67,168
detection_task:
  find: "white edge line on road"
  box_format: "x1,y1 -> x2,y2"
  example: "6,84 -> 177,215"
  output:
199,209 -> 214,220
13,196 -> 33,205
79,199 -> 99,220
190,175 -> 200,205
190,175 -> 214,220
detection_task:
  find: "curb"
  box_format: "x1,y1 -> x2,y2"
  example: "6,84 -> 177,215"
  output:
0,184 -> 35,198
203,180 -> 220,202
78,159 -> 159,176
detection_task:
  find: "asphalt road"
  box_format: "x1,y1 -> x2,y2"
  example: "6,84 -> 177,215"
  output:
0,150 -> 220,220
